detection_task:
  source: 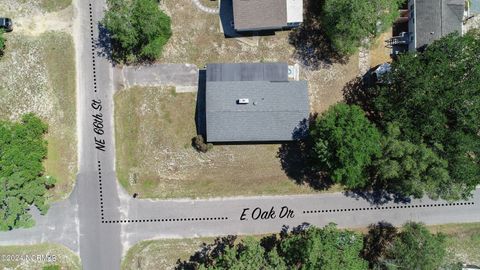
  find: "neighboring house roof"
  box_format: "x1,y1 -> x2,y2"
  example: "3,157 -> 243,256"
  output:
207,63 -> 288,82
232,0 -> 287,31
205,63 -> 309,142
232,0 -> 303,31
414,0 -> 464,49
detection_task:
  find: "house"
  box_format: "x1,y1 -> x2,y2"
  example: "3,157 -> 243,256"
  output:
205,63 -> 309,142
232,0 -> 303,32
389,0 -> 467,52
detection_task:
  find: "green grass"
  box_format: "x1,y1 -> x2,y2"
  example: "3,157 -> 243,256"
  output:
114,86 -> 322,199
40,32 -> 77,202
40,0 -> 72,12
0,32 -> 77,202
122,238 -> 212,270
429,223 -> 480,265
0,243 -> 81,270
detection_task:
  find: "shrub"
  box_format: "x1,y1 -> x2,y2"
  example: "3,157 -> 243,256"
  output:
192,135 -> 212,153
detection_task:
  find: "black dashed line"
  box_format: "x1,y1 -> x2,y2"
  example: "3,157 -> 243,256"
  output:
304,201 -> 475,215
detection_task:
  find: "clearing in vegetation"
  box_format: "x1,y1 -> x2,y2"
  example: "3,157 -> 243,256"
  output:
0,32 -> 77,202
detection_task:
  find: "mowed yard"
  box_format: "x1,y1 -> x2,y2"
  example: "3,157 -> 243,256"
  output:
0,0 -> 76,202
121,223 -> 480,270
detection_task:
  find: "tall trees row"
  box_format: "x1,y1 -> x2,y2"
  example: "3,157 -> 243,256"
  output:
0,114 -> 55,230
177,222 -> 450,270
309,31 -> 480,200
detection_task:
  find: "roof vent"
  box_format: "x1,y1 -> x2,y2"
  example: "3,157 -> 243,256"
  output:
237,98 -> 249,104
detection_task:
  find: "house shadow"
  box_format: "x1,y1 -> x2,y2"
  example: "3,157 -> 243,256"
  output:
276,113 -> 335,190
288,0 -> 346,70
195,70 -> 207,137
219,0 -> 277,38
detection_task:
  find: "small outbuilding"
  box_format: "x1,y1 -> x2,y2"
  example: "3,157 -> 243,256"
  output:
205,63 -> 309,142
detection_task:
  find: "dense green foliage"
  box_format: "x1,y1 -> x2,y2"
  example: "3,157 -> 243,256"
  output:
0,114 -> 55,231
279,224 -> 368,269
364,222 -> 448,269
386,222 -> 447,270
321,0 -> 403,55
374,125 -> 452,199
177,224 -> 368,270
179,222 -> 452,269
374,31 -> 480,200
310,103 -> 381,189
102,0 -> 172,62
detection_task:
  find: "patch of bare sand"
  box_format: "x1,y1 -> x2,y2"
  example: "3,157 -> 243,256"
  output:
14,6 -> 73,36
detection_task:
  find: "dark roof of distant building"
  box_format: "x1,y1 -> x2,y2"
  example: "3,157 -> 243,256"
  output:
232,0 -> 287,31
414,0 -> 464,49
205,63 -> 309,142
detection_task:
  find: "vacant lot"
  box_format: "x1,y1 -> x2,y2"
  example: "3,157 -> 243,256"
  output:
430,223 -> 480,266
122,223 -> 480,269
122,238 -> 211,270
0,243 -> 81,269
115,87 -> 329,199
0,1 -> 76,202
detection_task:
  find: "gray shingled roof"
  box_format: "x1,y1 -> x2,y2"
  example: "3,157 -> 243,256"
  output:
232,0 -> 287,31
207,63 -> 288,82
415,0 -> 464,49
205,63 -> 309,142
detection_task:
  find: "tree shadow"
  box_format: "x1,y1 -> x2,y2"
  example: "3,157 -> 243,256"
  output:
362,221 -> 397,269
342,75 -> 382,124
175,235 -> 237,270
95,23 -> 115,64
277,113 -> 335,191
344,186 -> 412,205
288,0 -> 347,70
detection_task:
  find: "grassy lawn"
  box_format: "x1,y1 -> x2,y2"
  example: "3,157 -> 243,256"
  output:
0,243 -> 81,270
122,238 -> 212,270
115,86 -> 330,199
40,0 -> 72,12
0,32 -> 77,202
430,223 -> 480,266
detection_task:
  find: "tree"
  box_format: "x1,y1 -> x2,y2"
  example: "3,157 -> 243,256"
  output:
310,103 -> 382,189
321,0 -> 403,55
374,124 -> 454,200
102,0 -> 172,62
385,222 -> 447,270
373,30 -> 480,199
0,114 -> 56,231
362,222 -> 397,269
279,224 -> 368,270
177,224 -> 368,270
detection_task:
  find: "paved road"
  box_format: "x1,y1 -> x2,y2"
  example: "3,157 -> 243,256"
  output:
115,64 -> 199,89
0,0 -> 480,269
